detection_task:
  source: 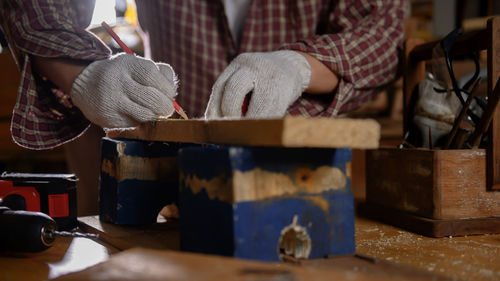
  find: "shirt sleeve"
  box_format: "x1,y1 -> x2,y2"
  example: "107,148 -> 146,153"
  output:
0,0 -> 111,149
282,0 -> 407,116
0,0 -> 110,62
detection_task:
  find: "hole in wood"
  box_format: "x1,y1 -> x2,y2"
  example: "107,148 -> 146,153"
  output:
296,168 -> 313,185
277,215 -> 311,260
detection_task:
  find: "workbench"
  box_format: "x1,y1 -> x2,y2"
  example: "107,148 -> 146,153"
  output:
1,217 -> 498,281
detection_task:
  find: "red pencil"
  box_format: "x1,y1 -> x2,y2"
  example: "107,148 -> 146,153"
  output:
101,21 -> 188,120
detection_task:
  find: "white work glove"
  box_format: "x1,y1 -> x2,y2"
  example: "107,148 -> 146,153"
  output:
71,53 -> 178,128
205,50 -> 311,119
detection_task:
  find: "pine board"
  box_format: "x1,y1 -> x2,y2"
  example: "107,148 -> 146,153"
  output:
106,117 -> 380,149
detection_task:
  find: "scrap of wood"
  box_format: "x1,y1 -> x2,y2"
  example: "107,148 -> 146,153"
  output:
106,116 -> 380,149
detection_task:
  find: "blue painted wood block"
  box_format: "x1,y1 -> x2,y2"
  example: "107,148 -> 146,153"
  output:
178,146 -> 354,261
99,137 -> 183,224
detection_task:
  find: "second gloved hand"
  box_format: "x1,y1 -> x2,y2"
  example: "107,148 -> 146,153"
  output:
205,50 -> 311,118
71,53 -> 178,128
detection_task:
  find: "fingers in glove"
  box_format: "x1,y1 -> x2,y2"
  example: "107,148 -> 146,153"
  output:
106,114 -> 139,129
119,96 -> 161,125
205,62 -> 240,118
157,63 -> 178,85
156,62 -> 179,95
221,70 -> 255,117
126,57 -> 177,98
127,82 -> 175,117
245,82 -> 291,118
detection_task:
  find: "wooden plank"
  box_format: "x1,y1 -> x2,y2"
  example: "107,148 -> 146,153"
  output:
487,17 -> 500,190
366,148 -> 500,220
106,116 -> 380,149
53,247 -> 452,281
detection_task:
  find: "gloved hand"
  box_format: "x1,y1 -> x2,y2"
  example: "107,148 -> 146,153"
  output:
71,53 -> 178,128
204,50 -> 311,119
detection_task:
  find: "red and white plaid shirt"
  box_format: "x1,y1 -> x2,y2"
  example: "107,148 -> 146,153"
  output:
0,0 -> 406,149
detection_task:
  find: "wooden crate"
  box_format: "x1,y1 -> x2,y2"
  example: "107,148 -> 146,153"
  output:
366,148 -> 500,220
362,17 -> 500,237
362,148 -> 500,237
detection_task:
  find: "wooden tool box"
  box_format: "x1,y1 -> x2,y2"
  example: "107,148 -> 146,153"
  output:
361,17 -> 500,237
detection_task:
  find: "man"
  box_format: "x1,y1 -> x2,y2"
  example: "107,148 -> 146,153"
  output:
0,0 -> 406,213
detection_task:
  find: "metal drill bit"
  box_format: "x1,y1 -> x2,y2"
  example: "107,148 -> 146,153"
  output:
49,230 -> 99,239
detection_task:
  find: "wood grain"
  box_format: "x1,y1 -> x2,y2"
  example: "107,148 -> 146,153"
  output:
437,149 -> 500,219
366,148 -> 500,220
487,17 -> 500,190
76,215 -> 500,280
366,148 -> 436,218
53,247 -> 453,281
106,116 -> 380,149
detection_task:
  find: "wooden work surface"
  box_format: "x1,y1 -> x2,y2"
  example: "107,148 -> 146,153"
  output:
0,236 -> 119,281
52,247 -> 451,281
75,215 -> 500,281
106,116 -> 381,149
2,216 -> 498,280
355,217 -> 500,281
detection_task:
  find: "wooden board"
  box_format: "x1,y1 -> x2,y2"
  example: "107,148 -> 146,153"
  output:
106,116 -> 380,149
366,148 -> 500,220
53,247 -> 453,281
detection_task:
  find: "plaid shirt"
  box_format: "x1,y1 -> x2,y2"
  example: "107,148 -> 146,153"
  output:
0,0 -> 406,149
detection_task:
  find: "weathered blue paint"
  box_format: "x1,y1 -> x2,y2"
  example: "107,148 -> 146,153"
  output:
178,145 -> 355,261
178,144 -> 231,180
99,138 -> 186,224
233,191 -> 354,261
179,187 -> 234,256
228,146 -> 350,174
